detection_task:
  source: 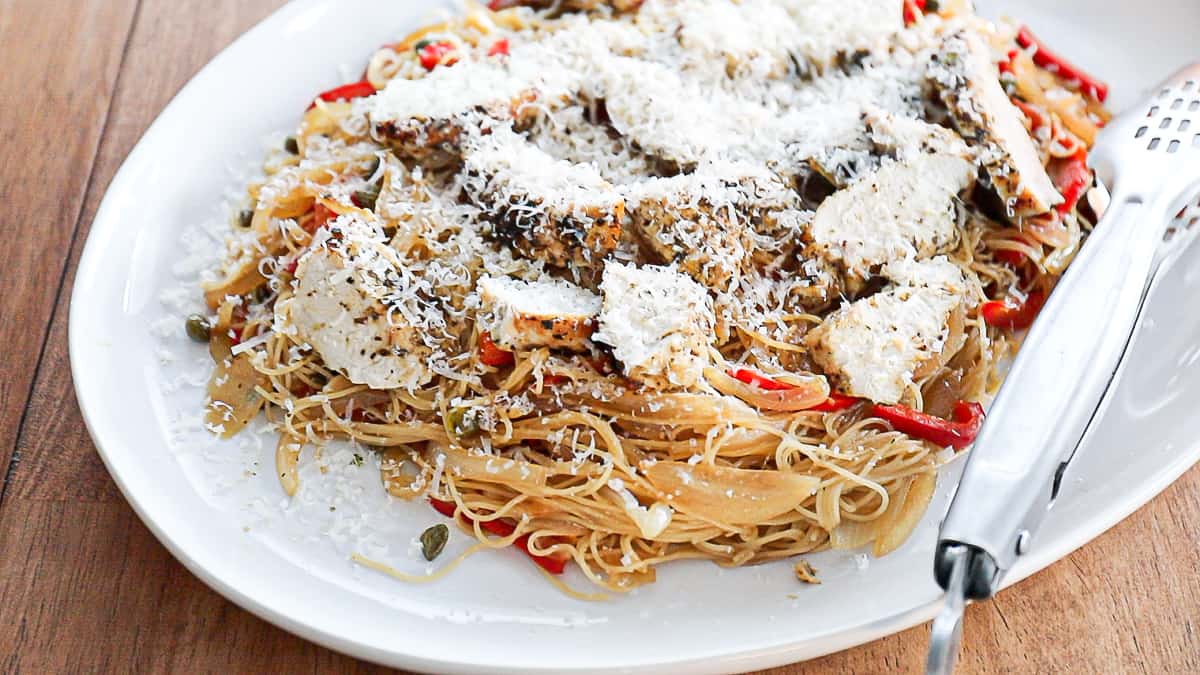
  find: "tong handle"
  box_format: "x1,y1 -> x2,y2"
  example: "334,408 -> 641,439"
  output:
936,193 -> 1166,593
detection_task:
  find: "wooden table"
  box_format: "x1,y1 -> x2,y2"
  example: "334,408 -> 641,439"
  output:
2,1 -> 1198,671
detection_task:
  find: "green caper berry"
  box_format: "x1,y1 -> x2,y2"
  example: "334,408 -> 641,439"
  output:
252,284 -> 272,304
352,186 -> 380,211
237,209 -> 253,229
420,523 -> 449,561
364,157 -> 381,178
185,314 -> 211,342
414,39 -> 433,52
284,136 -> 299,154
445,407 -> 480,438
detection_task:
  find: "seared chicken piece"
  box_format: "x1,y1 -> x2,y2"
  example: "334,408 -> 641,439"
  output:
806,256 -> 968,405
367,50 -> 574,162
777,0 -> 904,68
477,275 -> 601,352
864,106 -> 973,162
463,129 -> 624,268
929,31 -> 1063,217
624,173 -> 754,292
810,153 -> 974,279
593,262 -> 715,389
275,216 -> 441,390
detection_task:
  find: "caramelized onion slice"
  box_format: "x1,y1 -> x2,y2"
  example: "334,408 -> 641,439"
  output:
705,367 -> 830,412
205,338 -> 266,438
643,461 -> 820,525
275,435 -> 302,497
872,471 -> 937,557
827,471 -> 938,556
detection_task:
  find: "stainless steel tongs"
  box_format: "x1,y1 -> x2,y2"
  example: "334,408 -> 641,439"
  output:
926,63 -> 1200,674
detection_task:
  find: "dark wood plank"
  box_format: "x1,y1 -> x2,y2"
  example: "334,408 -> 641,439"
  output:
0,499 -> 389,673
778,465 -> 1200,674
0,0 -> 139,494
7,0 -> 288,503
4,0 -> 1200,671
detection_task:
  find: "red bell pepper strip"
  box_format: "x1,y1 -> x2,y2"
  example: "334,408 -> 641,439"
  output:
873,400 -> 985,450
994,249 -> 1025,268
307,80 -> 376,110
478,331 -> 515,367
807,393 -> 860,413
902,0 -> 926,25
997,49 -> 1020,75
418,40 -> 458,70
301,202 -> 337,234
1015,26 -> 1109,103
729,368 -> 861,412
1010,98 -> 1047,133
487,38 -> 510,57
980,289 -> 1046,331
1049,152 -> 1091,217
428,498 -> 568,574
728,367 -> 794,391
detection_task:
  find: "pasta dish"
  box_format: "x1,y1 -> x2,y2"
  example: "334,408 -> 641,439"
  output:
195,0 -> 1109,593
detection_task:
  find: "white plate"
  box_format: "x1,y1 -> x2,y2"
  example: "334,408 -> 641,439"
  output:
70,1 -> 1200,672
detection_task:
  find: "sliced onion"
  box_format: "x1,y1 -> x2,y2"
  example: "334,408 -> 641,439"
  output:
643,461 -> 820,525
829,519 -> 877,550
205,351 -> 266,439
706,366 -> 830,412
872,471 -> 937,557
275,435 -> 302,497
829,471 -> 938,553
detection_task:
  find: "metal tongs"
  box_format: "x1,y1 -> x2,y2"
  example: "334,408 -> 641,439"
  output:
926,64 -> 1200,674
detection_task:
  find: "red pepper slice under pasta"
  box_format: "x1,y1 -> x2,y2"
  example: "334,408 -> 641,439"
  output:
429,498 -> 568,574
1016,26 -> 1109,103
981,290 -> 1046,331
478,331 -> 515,367
873,401 -> 985,450
306,80 -> 376,110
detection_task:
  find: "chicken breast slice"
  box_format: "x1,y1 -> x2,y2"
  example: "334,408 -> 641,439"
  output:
864,106 -> 972,162
366,37 -> 584,163
477,276 -> 601,352
274,215 -> 441,390
929,31 -> 1063,217
593,262 -> 715,390
777,0 -> 903,68
463,128 -> 624,268
806,256 -> 969,405
809,153 -> 975,279
624,171 -> 755,293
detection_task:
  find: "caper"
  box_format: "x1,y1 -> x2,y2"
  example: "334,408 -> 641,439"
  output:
924,0 -> 940,11
352,185 -> 380,211
414,39 -> 433,52
363,156 -> 381,178
252,284 -> 272,304
185,314 -> 211,342
445,407 -> 480,438
237,209 -> 253,229
284,136 -> 299,154
420,523 -> 449,561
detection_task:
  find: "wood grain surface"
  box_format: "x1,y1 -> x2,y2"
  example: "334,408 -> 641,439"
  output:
1,1 -> 1197,672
